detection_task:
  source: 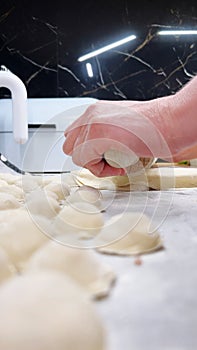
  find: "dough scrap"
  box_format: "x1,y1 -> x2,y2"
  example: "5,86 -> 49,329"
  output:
97,212 -> 163,256
0,271 -> 105,350
0,193 -> 21,210
0,209 -> 49,268
25,241 -> 116,299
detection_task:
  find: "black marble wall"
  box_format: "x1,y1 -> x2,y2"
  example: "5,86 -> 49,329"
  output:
0,0 -> 197,100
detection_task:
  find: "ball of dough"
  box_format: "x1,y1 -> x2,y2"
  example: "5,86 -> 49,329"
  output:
104,150 -> 156,175
25,241 -> 116,299
66,186 -> 102,210
0,271 -> 105,350
25,189 -> 60,218
104,149 -> 139,168
0,193 -> 21,210
0,247 -> 16,283
54,202 -> 104,237
0,209 -> 49,268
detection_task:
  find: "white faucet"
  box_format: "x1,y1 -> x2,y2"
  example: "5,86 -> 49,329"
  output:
0,66 -> 28,144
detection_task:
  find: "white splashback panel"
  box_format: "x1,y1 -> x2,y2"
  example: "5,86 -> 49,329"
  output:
0,97 -> 96,172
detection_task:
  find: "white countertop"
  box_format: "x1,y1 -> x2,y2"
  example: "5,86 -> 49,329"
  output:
1,161 -> 197,350
96,187 -> 197,350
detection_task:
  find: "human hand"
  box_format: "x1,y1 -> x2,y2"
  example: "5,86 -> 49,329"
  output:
63,98 -> 175,177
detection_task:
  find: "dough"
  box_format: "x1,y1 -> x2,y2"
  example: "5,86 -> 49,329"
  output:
146,167 -> 197,190
0,179 -> 8,186
72,166 -> 197,191
66,186 -> 102,210
0,247 -> 16,283
0,193 -> 21,210
39,175 -> 62,187
96,212 -> 163,255
104,149 -> 156,174
0,184 -> 24,199
16,175 -> 40,192
61,172 -> 79,187
190,159 -> 197,167
44,182 -> 70,200
25,189 -> 60,218
104,149 -> 139,168
73,169 -> 149,191
72,169 -> 130,190
0,271 -> 105,350
0,209 -> 49,268
44,189 -> 59,201
54,202 -> 104,238
25,241 -> 116,299
0,173 -> 20,185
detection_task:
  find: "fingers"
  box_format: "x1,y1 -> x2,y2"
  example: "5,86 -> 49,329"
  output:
64,134 -> 126,177
64,102 -> 98,136
63,126 -> 81,155
85,161 -> 126,178
63,104 -> 99,155
63,121 -> 154,171
63,124 -> 88,155
62,100 -> 171,175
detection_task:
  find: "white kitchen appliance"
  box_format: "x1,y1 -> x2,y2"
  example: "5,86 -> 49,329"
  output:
0,97 -> 96,173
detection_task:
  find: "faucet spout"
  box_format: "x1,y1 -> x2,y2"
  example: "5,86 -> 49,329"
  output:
0,66 -> 28,144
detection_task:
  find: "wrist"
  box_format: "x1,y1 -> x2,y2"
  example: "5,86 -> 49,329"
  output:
145,95 -> 179,160
168,90 -> 197,157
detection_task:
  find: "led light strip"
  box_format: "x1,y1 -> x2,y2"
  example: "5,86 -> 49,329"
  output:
158,30 -> 197,35
86,62 -> 94,77
78,34 -> 136,62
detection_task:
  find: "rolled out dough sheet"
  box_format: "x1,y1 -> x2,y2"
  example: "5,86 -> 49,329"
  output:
72,167 -> 197,191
